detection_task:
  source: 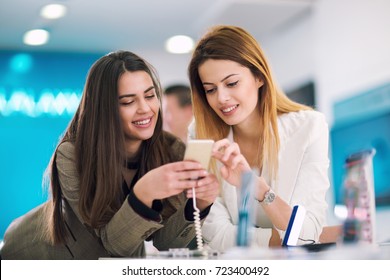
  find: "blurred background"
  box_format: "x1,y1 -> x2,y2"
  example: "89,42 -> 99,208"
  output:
1,0 -> 389,243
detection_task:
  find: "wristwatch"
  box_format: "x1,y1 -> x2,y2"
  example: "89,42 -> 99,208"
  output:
259,188 -> 276,205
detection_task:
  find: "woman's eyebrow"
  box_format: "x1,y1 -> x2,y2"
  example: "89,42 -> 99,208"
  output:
144,86 -> 154,93
202,74 -> 238,85
118,86 -> 155,99
118,93 -> 136,99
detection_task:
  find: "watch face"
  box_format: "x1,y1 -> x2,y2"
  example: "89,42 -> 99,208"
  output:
265,190 -> 276,204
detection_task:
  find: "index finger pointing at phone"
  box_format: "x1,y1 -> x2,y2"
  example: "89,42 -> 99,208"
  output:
212,138 -> 231,153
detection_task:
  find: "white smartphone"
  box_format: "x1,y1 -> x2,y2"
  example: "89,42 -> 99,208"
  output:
184,139 -> 215,170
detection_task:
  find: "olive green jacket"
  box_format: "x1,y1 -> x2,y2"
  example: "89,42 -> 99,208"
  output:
1,139 -> 197,259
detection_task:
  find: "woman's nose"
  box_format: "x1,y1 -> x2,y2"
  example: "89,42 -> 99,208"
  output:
217,88 -> 231,103
137,98 -> 150,113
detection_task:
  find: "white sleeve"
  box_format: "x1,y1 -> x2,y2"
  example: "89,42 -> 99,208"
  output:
278,112 -> 330,244
202,195 -> 273,252
202,197 -> 237,252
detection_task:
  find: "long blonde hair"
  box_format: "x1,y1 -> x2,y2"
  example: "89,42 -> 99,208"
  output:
188,25 -> 311,179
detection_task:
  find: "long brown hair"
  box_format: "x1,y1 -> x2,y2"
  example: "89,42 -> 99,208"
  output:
46,51 -> 178,244
188,25 -> 311,179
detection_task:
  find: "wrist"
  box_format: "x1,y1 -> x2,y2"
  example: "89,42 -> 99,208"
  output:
258,188 -> 276,205
255,177 -> 270,201
133,184 -> 153,208
255,177 -> 276,205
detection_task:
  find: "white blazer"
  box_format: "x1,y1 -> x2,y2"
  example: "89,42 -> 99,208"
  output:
189,110 -> 330,252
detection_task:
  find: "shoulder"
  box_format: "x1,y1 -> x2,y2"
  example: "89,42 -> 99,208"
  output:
278,110 -> 328,141
278,109 -> 327,127
162,131 -> 185,161
57,141 -> 75,156
56,141 -> 76,163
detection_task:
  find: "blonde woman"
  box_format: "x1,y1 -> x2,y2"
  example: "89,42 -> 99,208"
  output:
188,25 -> 330,252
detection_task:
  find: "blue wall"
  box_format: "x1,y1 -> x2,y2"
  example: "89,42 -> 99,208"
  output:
330,83 -> 390,207
0,50 -> 103,238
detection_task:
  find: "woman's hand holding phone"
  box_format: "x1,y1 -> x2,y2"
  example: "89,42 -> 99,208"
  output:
133,161 -> 207,208
183,140 -> 219,210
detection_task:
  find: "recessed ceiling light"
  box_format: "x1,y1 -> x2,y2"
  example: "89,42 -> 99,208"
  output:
40,4 -> 67,19
23,29 -> 50,46
165,35 -> 194,54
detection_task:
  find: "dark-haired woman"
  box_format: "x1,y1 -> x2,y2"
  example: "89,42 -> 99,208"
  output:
1,51 -> 219,259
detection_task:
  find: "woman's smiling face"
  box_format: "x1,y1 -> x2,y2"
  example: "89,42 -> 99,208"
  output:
198,59 -> 263,126
118,70 -> 160,146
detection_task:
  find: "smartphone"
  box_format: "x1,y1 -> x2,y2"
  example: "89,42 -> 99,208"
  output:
184,139 -> 215,170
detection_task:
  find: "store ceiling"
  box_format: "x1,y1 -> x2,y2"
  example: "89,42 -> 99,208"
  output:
0,0 -> 315,54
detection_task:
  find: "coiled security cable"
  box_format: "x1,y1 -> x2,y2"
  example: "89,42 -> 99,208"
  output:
192,186 -> 206,255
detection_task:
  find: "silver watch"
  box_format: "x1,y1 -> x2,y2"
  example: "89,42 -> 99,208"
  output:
260,188 -> 276,205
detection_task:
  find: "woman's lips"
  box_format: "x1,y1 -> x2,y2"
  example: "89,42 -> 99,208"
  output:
220,105 -> 238,116
132,116 -> 153,127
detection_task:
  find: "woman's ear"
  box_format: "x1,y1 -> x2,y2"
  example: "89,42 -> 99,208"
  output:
256,77 -> 264,89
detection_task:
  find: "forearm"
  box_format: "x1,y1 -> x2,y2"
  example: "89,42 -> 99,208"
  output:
254,176 -> 292,231
204,219 -> 275,250
260,197 -> 292,231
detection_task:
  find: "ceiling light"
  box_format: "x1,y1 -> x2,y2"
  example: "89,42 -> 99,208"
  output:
23,29 -> 50,46
40,4 -> 67,19
165,35 -> 194,54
